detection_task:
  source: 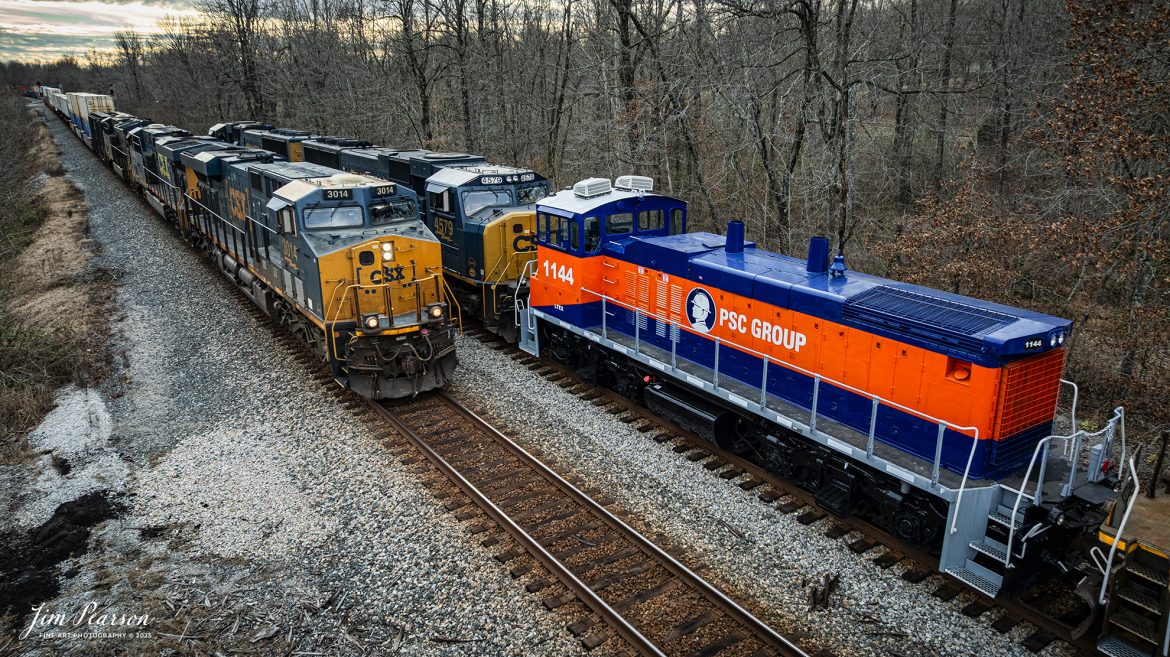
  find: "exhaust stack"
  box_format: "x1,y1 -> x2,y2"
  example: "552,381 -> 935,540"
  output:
726,220 -> 745,254
807,235 -> 830,273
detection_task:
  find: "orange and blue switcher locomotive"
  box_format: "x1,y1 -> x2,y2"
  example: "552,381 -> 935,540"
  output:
517,175 -> 1126,599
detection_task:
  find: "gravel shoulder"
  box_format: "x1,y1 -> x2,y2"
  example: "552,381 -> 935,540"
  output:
2,110 -> 588,657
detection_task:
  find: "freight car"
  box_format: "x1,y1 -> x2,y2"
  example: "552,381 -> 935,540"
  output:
64,92 -> 115,146
515,176 -> 1135,613
40,100 -> 458,399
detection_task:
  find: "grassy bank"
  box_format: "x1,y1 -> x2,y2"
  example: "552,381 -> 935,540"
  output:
0,91 -> 110,450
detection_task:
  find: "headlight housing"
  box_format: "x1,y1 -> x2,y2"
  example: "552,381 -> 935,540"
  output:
381,242 -> 394,260
426,303 -> 445,321
362,314 -> 382,331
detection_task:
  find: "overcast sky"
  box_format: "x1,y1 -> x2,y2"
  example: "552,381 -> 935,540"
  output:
0,0 -> 199,63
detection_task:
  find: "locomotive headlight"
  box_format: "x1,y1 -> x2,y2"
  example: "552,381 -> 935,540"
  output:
381,242 -> 394,259
428,304 -> 445,320
1050,335 -> 1058,347
1058,333 -> 1066,345
363,314 -> 381,330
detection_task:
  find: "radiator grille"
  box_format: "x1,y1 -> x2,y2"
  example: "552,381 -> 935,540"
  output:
843,285 -> 1014,355
994,349 -> 1066,439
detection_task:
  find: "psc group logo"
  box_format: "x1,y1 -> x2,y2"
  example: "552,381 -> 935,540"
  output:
686,288 -> 716,333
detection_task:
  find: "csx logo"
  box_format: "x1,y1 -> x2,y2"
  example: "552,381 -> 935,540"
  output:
229,187 -> 248,221
513,234 -> 535,252
370,265 -> 406,284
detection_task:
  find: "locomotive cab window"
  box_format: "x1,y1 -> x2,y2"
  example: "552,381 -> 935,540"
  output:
429,188 -> 452,214
517,183 -> 548,205
606,212 -> 633,236
370,199 -> 416,225
304,205 -> 364,230
637,209 -> 663,233
670,208 -> 685,235
462,189 -> 514,216
277,207 -> 296,235
583,217 -> 601,253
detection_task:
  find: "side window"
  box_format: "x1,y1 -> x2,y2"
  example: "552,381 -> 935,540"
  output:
548,214 -> 562,245
429,190 -> 451,213
583,217 -> 601,253
606,212 -> 633,236
670,208 -> 684,235
570,220 -> 580,251
638,209 -> 663,232
537,212 -> 548,242
278,207 -> 296,236
250,172 -> 262,191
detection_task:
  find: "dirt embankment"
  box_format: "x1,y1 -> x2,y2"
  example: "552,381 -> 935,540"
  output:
0,100 -> 119,639
0,101 -> 113,456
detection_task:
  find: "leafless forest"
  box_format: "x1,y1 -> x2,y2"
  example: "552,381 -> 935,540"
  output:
3,0 -> 1167,438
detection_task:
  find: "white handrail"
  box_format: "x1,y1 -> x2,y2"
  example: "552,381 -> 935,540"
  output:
1060,379 -> 1078,459
1004,435 -> 1063,554
950,430 -> 986,534
576,287 -> 979,474
1099,451 -> 1141,606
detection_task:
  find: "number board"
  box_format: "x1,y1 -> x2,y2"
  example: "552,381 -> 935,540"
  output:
323,188 -> 353,201
1024,339 -> 1043,350
479,176 -> 503,185
372,184 -> 396,197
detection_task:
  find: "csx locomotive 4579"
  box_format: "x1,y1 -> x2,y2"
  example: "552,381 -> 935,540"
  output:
43,94 -> 458,399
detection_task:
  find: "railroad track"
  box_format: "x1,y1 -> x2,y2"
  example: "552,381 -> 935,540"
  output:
471,329 -> 1101,656
368,390 -> 809,657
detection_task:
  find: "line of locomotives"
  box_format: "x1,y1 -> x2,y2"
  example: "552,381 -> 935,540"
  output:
42,89 -> 1168,656
39,90 -> 458,399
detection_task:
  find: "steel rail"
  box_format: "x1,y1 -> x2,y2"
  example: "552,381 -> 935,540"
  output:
370,390 -> 808,657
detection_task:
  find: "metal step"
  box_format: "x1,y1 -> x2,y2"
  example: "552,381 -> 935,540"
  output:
946,560 -> 1002,598
1110,609 -> 1160,644
1119,586 -> 1163,615
988,506 -> 1023,530
970,538 -> 1011,564
1098,636 -> 1154,657
1130,562 -> 1170,587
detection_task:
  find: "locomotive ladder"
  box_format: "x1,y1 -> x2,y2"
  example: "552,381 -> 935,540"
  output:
945,390 -> 1123,599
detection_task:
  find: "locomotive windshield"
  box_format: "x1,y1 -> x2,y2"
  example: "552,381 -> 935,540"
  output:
517,183 -> 547,205
304,205 -> 363,229
370,199 -> 417,225
462,189 -> 513,215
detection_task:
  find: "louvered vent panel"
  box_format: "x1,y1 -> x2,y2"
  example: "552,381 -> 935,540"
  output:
843,286 -> 1014,354
994,349 -> 1066,439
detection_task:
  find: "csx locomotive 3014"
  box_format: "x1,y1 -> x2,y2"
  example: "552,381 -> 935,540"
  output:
42,96 -> 458,399
41,89 -> 1168,657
